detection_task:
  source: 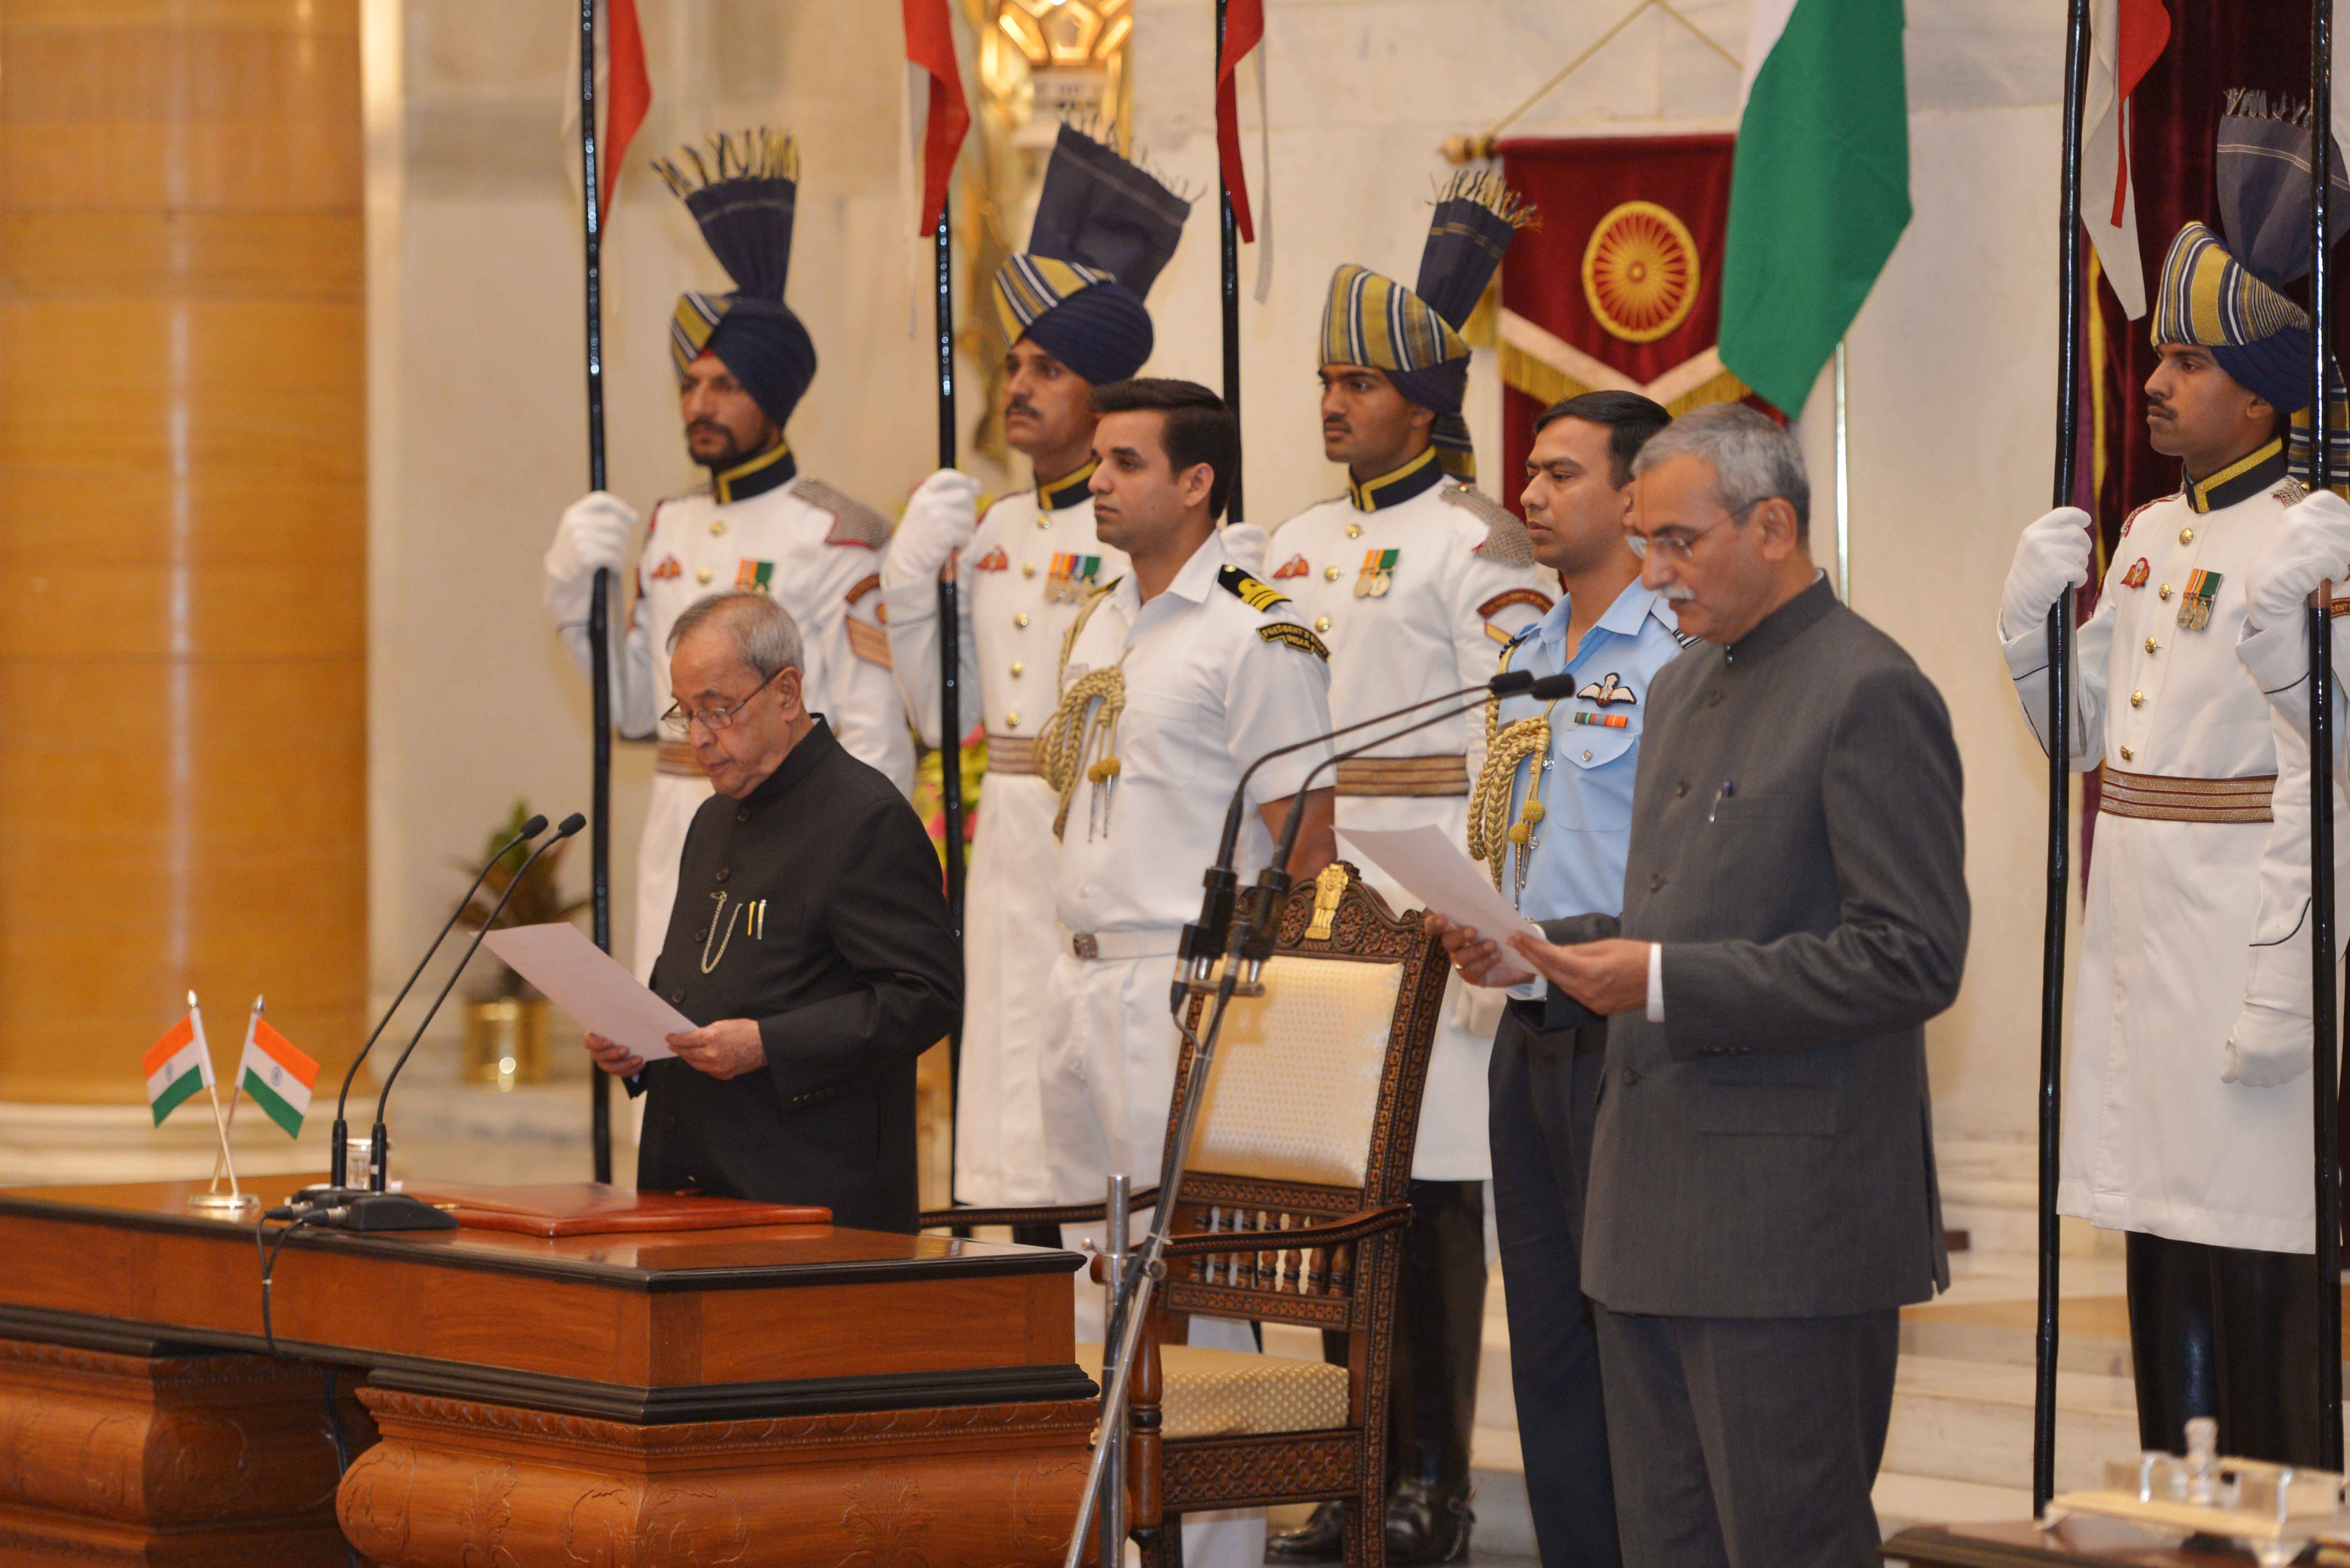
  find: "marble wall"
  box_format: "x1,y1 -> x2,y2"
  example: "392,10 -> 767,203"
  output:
372,0 -> 2076,1145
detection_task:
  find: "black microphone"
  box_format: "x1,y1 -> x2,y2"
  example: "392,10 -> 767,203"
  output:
368,813 -> 588,1191
1238,695 -> 1508,968
316,813 -> 546,1195
1171,669 -> 1540,1013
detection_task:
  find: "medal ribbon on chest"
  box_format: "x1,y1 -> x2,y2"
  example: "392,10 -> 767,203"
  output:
2178,569 -> 2221,632
734,560 -> 775,591
1354,548 -> 1400,598
1045,552 -> 1103,605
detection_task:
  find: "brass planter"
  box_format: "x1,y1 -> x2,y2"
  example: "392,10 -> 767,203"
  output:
463,996 -> 549,1090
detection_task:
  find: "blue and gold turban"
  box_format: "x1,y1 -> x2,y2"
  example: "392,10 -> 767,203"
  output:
654,131 -> 817,428
2153,221 -> 2316,414
992,124 -> 1191,387
2153,99 -> 2350,479
1321,171 -> 1534,482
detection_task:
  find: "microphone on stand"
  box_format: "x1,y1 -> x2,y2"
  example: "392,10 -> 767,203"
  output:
302,813 -> 547,1204
347,814 -> 588,1226
1233,670 -> 1585,970
1170,669 -> 1545,1014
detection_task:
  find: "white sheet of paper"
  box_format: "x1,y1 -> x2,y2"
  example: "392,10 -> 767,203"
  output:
1335,825 -> 1547,982
482,922 -> 689,1062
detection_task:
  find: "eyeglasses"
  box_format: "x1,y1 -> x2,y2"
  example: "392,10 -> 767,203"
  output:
663,668 -> 781,734
1627,498 -> 1764,561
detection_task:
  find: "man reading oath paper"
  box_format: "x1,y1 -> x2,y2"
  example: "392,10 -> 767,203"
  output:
1436,406 -> 1966,1566
582,592 -> 961,1233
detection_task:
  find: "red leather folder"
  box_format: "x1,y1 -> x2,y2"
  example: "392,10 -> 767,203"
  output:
405,1182 -> 830,1237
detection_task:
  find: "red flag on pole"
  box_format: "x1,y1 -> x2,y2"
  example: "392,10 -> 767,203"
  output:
903,0 -> 971,236
598,0 -> 652,222
2107,0 -> 2171,226
1215,0 -> 1265,242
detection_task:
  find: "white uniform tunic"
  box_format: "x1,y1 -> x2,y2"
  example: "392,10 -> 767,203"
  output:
882,464 -> 1127,1206
1267,452 -> 1556,1177
2005,441 -> 2319,1253
546,447 -> 914,978
1044,530 -> 1335,1202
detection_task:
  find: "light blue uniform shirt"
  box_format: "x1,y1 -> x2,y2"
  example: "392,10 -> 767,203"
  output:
1489,578 -> 1688,936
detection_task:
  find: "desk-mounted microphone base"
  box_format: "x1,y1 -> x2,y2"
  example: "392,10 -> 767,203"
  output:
283,1189 -> 459,1231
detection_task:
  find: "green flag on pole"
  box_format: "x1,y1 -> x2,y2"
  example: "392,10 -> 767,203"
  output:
1718,0 -> 1911,416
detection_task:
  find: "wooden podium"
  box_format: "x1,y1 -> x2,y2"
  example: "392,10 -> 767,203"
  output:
0,1176 -> 1097,1566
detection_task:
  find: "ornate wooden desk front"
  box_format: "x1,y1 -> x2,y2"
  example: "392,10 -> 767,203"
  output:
0,1177 -> 1095,1566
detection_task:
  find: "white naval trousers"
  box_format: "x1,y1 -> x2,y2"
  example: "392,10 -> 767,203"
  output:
952,773 -> 1066,1205
1047,949 -> 1265,1568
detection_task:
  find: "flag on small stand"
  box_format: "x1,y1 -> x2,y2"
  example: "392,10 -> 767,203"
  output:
143,1008 -> 214,1127
238,1008 -> 318,1140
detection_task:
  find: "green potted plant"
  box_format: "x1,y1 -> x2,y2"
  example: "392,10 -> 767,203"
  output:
456,800 -> 591,1089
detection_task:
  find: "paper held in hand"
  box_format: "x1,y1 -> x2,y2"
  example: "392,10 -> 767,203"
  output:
481,923 -> 689,1062
1334,825 -> 1547,978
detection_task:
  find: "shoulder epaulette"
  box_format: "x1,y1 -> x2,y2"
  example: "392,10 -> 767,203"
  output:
1259,622 -> 1330,660
2118,497 -> 2163,538
1444,485 -> 1535,567
1219,564 -> 1291,612
796,478 -> 894,551
2276,478 -> 2312,505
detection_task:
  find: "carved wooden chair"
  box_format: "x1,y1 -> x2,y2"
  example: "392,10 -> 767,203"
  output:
925,861 -> 1446,1567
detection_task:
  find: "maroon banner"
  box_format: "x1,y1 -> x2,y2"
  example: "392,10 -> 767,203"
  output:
1495,135 -> 1751,516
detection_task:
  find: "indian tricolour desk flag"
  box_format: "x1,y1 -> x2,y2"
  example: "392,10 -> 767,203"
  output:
143,1005 -> 214,1127
238,1008 -> 318,1139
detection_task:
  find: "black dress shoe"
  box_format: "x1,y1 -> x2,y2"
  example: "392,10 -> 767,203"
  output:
1385,1480 -> 1473,1566
1265,1500 -> 1348,1563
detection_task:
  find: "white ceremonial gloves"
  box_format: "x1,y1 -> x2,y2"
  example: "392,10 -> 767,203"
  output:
1223,521 -> 1269,574
1998,506 -> 2094,642
888,469 -> 983,584
546,491 -> 638,583
2223,1001 -> 2313,1088
2244,489 -> 2350,632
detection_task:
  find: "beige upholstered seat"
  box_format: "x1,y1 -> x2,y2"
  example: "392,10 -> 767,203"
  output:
1186,954 -> 1405,1189
1076,1341 -> 1350,1439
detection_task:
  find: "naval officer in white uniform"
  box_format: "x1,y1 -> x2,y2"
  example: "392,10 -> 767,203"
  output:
1038,378 -> 1335,1568
1265,175 -> 1550,1566
883,126 -> 1190,1230
2000,195 -> 2334,1463
544,133 -> 912,979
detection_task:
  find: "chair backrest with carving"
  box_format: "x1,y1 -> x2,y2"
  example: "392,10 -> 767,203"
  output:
1156,861 -> 1446,1329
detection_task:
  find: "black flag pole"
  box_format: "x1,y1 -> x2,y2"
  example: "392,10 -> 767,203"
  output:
935,205 -> 967,1102
2033,0 -> 2092,1515
576,0 -> 614,1184
1217,0 -> 1243,524
2309,0 -> 2344,1474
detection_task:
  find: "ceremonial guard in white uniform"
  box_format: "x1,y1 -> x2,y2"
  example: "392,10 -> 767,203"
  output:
1037,379 -> 1336,1568
1266,175 -> 1549,1566
2001,134 -> 2337,1463
544,133 -> 912,979
883,127 -> 1189,1225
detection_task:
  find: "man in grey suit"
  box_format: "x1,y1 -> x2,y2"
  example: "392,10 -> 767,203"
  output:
1439,404 -> 1965,1566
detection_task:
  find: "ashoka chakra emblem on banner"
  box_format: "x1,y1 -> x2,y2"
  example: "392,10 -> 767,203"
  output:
1582,200 -> 1701,344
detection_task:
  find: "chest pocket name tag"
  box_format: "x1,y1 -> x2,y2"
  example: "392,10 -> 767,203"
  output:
700,893 -> 768,973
